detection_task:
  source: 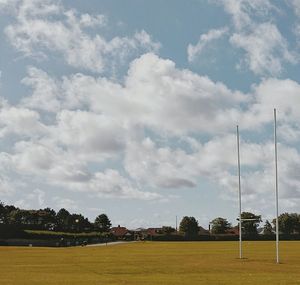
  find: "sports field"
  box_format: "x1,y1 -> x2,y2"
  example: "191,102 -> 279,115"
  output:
1,241 -> 300,285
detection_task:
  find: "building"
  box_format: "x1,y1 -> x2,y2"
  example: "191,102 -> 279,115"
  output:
111,225 -> 133,240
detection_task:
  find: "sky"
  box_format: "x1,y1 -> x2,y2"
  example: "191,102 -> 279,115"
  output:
1,0 -> 300,229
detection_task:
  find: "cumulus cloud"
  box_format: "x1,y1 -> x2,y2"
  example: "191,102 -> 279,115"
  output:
3,0 -> 160,73
124,53 -> 245,134
288,0 -> 300,44
278,124 -> 300,143
52,197 -> 78,211
124,134 -> 274,198
213,0 -> 276,30
3,0 -> 300,225
19,53 -> 246,135
187,27 -> 228,62
79,13 -> 106,28
21,67 -> 61,113
242,78 -> 300,128
0,139 -> 161,201
1,50 -> 300,211
288,0 -> 300,18
230,23 -> 296,75
2,11 -> 300,212
206,0 -> 297,76
54,110 -> 126,161
0,100 -> 46,138
0,176 -> 16,196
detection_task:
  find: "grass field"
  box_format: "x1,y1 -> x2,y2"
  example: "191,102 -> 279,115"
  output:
1,241 -> 300,285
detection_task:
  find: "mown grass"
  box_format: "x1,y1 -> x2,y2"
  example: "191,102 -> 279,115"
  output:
1,241 -> 300,285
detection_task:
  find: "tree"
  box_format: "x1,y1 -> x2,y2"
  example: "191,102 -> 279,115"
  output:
274,213 -> 300,234
179,216 -> 199,237
241,212 -> 261,235
161,226 -> 176,235
70,214 -> 92,232
94,214 -> 112,232
0,201 -> 6,224
56,208 -> 71,231
4,204 -> 17,224
7,209 -> 28,225
263,220 -> 273,235
292,213 -> 300,233
210,217 -> 231,234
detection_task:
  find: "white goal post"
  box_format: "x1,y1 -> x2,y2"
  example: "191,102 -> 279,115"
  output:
236,109 -> 279,263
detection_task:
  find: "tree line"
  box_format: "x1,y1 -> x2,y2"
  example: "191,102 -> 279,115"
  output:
0,201 -> 111,233
2,200 -> 300,237
180,212 -> 300,237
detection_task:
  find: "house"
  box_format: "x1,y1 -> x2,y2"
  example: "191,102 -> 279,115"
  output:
226,226 -> 239,235
133,228 -> 147,240
110,225 -> 133,240
147,228 -> 163,236
198,226 -> 210,235
133,227 -> 164,240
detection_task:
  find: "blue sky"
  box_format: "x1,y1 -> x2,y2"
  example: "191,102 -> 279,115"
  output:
1,0 -> 300,229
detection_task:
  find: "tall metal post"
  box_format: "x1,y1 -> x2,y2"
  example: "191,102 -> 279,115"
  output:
274,109 -> 279,264
237,125 -> 242,259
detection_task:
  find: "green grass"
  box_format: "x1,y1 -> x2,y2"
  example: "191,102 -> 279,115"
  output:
1,241 -> 300,284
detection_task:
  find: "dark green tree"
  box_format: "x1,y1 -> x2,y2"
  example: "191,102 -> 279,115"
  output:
56,208 -> 71,231
241,212 -> 261,235
4,204 -> 17,224
161,226 -> 176,235
94,214 -> 112,232
263,220 -> 273,235
179,216 -> 199,237
274,213 -> 300,234
7,209 -> 29,225
292,213 -> 300,233
210,217 -> 231,234
0,201 -> 6,224
70,214 -> 92,232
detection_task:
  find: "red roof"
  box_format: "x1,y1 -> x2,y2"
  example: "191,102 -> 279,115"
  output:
147,228 -> 162,236
111,226 -> 129,237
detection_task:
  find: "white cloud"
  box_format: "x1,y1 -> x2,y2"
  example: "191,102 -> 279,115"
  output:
242,78 -> 300,128
124,53 -> 245,135
0,101 -> 46,138
288,0 -> 300,17
124,134 -> 274,195
5,52 -> 300,209
80,169 -> 162,200
278,124 -> 300,143
3,139 -> 161,201
52,197 -> 78,211
3,42 -> 300,209
26,189 -> 46,208
124,137 -> 197,189
208,0 -> 297,76
21,67 -> 61,113
3,0 -> 160,73
0,176 -> 16,196
79,13 -> 106,28
230,23 -> 296,76
19,53 -> 246,135
213,0 -> 276,30
54,110 -> 126,160
289,1 -> 300,44
187,27 -> 228,62
14,199 -> 31,209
